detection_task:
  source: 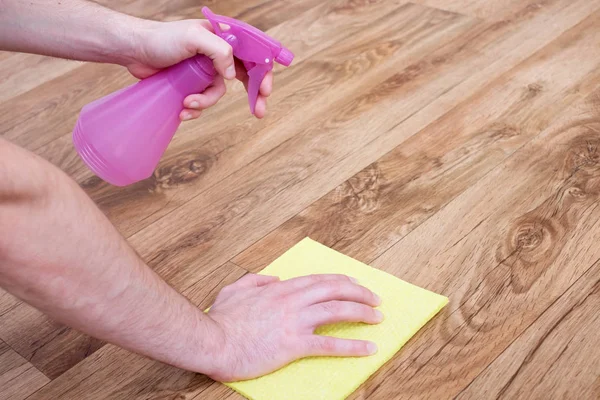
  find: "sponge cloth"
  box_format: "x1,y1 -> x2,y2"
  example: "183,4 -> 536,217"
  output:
225,237 -> 448,400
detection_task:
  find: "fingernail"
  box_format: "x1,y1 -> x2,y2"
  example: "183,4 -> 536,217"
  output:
182,112 -> 192,121
374,309 -> 384,322
225,65 -> 236,79
367,342 -> 378,355
190,101 -> 200,109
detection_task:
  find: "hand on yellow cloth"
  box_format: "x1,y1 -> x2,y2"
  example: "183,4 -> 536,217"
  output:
207,272 -> 383,382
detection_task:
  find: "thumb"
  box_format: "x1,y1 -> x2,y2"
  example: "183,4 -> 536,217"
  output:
193,21 -> 236,79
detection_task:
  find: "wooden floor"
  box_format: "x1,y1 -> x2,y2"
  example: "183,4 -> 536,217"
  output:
2,0 -> 600,398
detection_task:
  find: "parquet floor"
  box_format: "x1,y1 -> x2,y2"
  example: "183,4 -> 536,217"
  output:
1,1 -> 599,398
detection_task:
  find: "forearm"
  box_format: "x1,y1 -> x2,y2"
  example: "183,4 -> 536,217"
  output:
0,0 -> 151,65
0,139 -> 219,375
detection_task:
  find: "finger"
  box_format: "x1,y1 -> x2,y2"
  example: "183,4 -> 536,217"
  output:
197,21 -> 232,35
180,109 -> 202,121
192,24 -> 236,79
184,76 -> 226,109
294,281 -> 381,308
276,274 -> 357,294
302,301 -> 384,327
260,72 -> 273,97
127,64 -> 160,80
234,59 -> 249,89
230,273 -> 280,290
302,335 -> 378,357
254,96 -> 267,119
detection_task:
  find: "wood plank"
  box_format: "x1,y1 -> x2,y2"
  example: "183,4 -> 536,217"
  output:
0,289 -> 20,317
0,340 -> 49,400
25,263 -> 246,400
234,6 -> 600,272
0,54 -> 81,103
349,78 -> 600,399
1,1 -> 599,398
28,4 -> 596,398
457,260 -> 600,399
413,0 -> 561,21
0,302 -> 104,379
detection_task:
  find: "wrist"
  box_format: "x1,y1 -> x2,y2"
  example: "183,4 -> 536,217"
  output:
176,309 -> 227,376
105,16 -> 155,67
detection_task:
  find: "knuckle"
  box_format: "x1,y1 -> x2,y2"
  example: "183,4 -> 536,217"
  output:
322,301 -> 344,315
219,287 -> 233,298
362,286 -> 374,299
318,337 -> 337,352
220,44 -> 233,58
220,284 -> 233,293
354,304 -> 374,321
325,281 -> 343,297
188,23 -> 207,41
359,286 -> 374,301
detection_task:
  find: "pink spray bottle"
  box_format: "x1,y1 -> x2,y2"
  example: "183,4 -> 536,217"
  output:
72,7 -> 294,186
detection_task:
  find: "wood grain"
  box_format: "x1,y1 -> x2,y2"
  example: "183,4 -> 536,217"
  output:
0,288 -> 19,317
355,81 -> 600,399
413,0 -> 558,21
1,0 -> 600,398
0,54 -> 80,103
457,259 -> 600,399
0,340 -> 49,400
234,2 -> 600,270
0,301 -> 104,379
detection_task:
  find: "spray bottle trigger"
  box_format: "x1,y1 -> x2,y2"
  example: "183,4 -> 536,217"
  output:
247,64 -> 270,114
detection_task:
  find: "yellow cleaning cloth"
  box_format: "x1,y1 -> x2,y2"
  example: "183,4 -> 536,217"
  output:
225,237 -> 449,400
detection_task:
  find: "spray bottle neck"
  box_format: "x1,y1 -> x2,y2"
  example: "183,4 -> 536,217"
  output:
166,55 -> 216,95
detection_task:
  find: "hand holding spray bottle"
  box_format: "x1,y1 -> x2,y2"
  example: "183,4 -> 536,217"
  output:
73,7 -> 294,186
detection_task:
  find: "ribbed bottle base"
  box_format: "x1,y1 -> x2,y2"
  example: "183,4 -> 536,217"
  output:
72,120 -> 128,186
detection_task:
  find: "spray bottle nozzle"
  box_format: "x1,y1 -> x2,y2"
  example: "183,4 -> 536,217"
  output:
275,48 -> 294,67
201,7 -> 294,114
